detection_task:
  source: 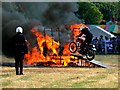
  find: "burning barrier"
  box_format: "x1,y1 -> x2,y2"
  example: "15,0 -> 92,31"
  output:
24,28 -> 71,66
24,24 -> 92,66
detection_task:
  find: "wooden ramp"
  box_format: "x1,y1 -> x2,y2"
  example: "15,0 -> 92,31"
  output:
89,59 -> 112,68
70,54 -> 112,68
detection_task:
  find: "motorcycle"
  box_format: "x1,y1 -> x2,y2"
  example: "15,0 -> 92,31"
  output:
69,37 -> 96,61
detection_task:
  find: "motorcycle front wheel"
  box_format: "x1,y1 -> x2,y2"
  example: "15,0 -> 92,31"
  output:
69,42 -> 77,53
86,49 -> 95,61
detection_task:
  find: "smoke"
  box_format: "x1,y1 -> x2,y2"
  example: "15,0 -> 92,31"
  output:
13,2 -> 80,26
2,2 -> 81,57
42,2 -> 80,26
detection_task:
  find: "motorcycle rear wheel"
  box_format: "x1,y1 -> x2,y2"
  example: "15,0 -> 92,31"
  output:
86,49 -> 95,61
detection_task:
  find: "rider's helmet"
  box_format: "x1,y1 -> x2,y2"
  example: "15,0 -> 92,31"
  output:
16,26 -> 23,33
80,26 -> 90,31
80,26 -> 85,30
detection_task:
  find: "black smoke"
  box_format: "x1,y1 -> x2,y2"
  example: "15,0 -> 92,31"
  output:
2,2 -> 81,57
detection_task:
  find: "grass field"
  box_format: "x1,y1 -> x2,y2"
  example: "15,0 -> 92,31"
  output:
1,55 -> 119,88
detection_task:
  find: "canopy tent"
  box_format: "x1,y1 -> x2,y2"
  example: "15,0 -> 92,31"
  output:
88,25 -> 116,38
88,24 -> 120,34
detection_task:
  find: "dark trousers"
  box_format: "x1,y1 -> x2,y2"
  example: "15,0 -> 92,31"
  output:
14,52 -> 24,75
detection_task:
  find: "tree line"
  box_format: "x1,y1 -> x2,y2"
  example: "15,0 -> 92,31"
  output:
76,2 -> 119,24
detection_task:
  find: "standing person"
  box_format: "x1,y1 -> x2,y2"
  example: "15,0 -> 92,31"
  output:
92,37 -> 99,54
12,27 -> 28,75
98,35 -> 105,54
109,37 -> 114,53
104,36 -> 110,54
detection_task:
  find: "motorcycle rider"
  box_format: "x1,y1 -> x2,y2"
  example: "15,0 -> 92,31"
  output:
12,26 -> 28,75
76,27 -> 93,53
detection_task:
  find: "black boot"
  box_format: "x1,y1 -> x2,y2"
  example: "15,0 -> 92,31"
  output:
15,62 -> 19,75
15,67 -> 19,75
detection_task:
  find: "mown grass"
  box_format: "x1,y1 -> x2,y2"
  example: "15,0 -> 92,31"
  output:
95,55 -> 118,65
1,67 -> 118,88
1,55 -> 119,88
2,80 -> 11,87
1,74 -> 11,79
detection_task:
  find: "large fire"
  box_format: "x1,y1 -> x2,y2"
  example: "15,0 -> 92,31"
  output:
70,23 -> 87,38
24,24 -> 90,66
24,28 -> 60,65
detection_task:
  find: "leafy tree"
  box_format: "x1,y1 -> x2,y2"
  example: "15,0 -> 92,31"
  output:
76,2 -> 103,24
117,2 -> 120,21
94,2 -> 119,22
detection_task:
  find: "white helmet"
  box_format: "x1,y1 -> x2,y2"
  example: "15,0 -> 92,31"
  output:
80,26 -> 84,30
16,27 -> 23,33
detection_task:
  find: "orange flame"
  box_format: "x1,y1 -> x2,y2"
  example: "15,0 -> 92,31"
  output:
24,28 -> 59,65
24,24 -> 89,66
70,23 -> 87,38
31,28 -> 60,56
63,43 -> 71,55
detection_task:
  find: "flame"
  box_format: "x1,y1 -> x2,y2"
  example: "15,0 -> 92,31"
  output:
31,28 -> 60,56
24,47 -> 50,65
24,24 -> 92,67
63,43 -> 71,55
70,23 -> 87,38
24,28 -> 59,65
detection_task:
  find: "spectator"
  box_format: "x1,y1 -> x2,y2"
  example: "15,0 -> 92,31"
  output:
104,36 -> 110,54
98,35 -> 105,54
108,42 -> 113,54
92,37 -> 99,53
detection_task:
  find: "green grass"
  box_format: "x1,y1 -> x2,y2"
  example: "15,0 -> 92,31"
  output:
1,67 -> 118,88
71,80 -> 96,88
1,74 -> 11,78
1,55 -> 119,88
19,75 -> 31,80
2,80 -> 11,86
95,55 -> 118,64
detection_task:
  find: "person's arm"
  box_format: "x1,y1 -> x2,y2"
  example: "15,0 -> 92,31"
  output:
22,36 -> 28,54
